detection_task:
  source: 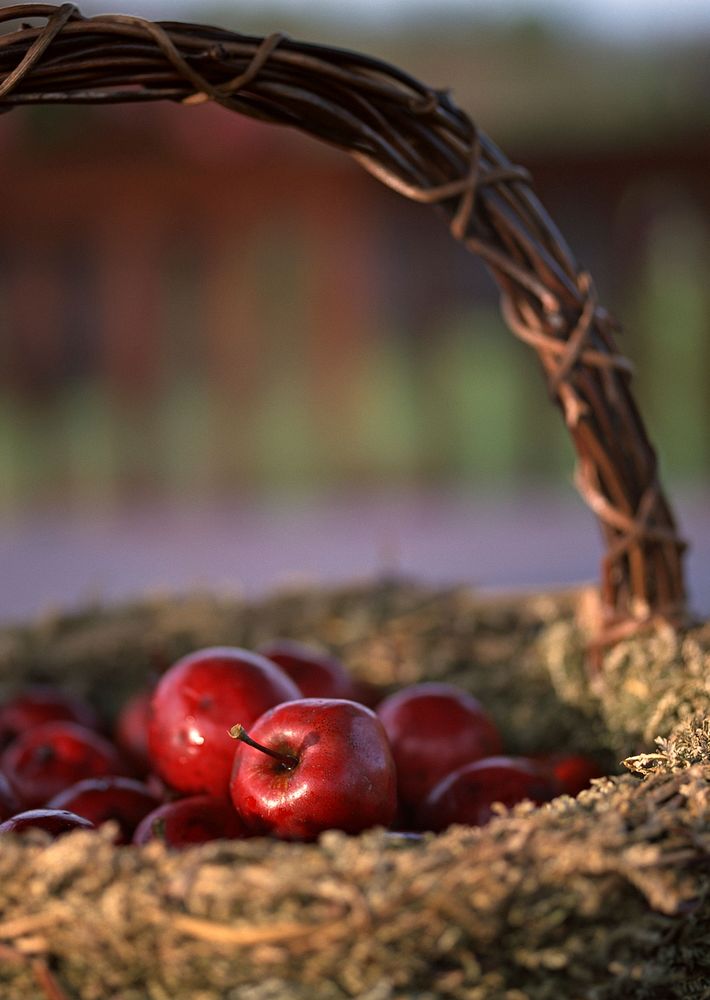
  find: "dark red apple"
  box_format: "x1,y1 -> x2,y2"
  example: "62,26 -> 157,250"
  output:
114,688 -> 153,775
0,808 -> 95,838
47,776 -> 161,844
417,755 -> 556,832
539,753 -> 604,797
376,682 -> 502,813
1,721 -> 131,808
148,647 -> 301,799
258,640 -> 357,700
0,686 -> 101,750
145,772 -> 174,802
348,679 -> 382,710
229,698 -> 397,841
132,795 -> 249,848
0,771 -> 20,820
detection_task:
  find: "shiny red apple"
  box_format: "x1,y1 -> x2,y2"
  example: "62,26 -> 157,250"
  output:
147,647 -> 301,799
229,698 -> 397,841
376,682 -> 502,814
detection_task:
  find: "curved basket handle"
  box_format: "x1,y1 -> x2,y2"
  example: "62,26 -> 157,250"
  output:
0,4 -> 688,642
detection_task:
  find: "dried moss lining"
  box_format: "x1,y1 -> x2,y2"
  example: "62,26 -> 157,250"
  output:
0,581 -> 709,999
541,614 -> 710,759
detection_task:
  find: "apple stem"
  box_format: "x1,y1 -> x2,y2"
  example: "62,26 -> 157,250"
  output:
229,723 -> 298,769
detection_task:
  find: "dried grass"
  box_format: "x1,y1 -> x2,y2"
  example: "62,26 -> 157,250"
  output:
0,582 -> 709,998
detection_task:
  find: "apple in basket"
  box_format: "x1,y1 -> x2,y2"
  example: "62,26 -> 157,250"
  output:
148,647 -> 301,799
417,755 -> 557,832
1,720 -> 132,809
0,686 -> 101,750
133,795 -> 250,848
376,682 -> 502,816
229,698 -> 397,841
0,808 -> 96,838
258,640 -> 358,700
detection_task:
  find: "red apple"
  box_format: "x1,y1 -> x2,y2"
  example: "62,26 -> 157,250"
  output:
0,771 -> 20,820
147,647 -> 301,799
1,721 -> 131,808
229,698 -> 397,841
376,682 -> 502,813
0,808 -> 96,838
348,679 -> 382,710
47,776 -> 161,844
417,755 -> 556,832
258,640 -> 357,700
0,686 -> 101,750
114,688 -> 153,775
132,795 -> 249,848
538,753 -> 604,797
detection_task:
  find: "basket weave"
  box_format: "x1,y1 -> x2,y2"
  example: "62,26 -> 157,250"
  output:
0,6 -> 708,999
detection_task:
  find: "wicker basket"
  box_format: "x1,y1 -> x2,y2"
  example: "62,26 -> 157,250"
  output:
1,6 -> 709,999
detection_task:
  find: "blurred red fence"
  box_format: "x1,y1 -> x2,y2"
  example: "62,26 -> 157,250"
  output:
0,91 -> 708,509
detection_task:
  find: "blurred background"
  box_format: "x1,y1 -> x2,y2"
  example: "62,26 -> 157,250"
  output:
1,0 -> 709,621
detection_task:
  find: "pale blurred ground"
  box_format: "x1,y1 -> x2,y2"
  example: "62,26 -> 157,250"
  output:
1,487 -> 707,624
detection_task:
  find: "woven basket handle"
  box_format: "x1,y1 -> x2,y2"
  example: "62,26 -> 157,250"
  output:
0,4 -> 688,643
